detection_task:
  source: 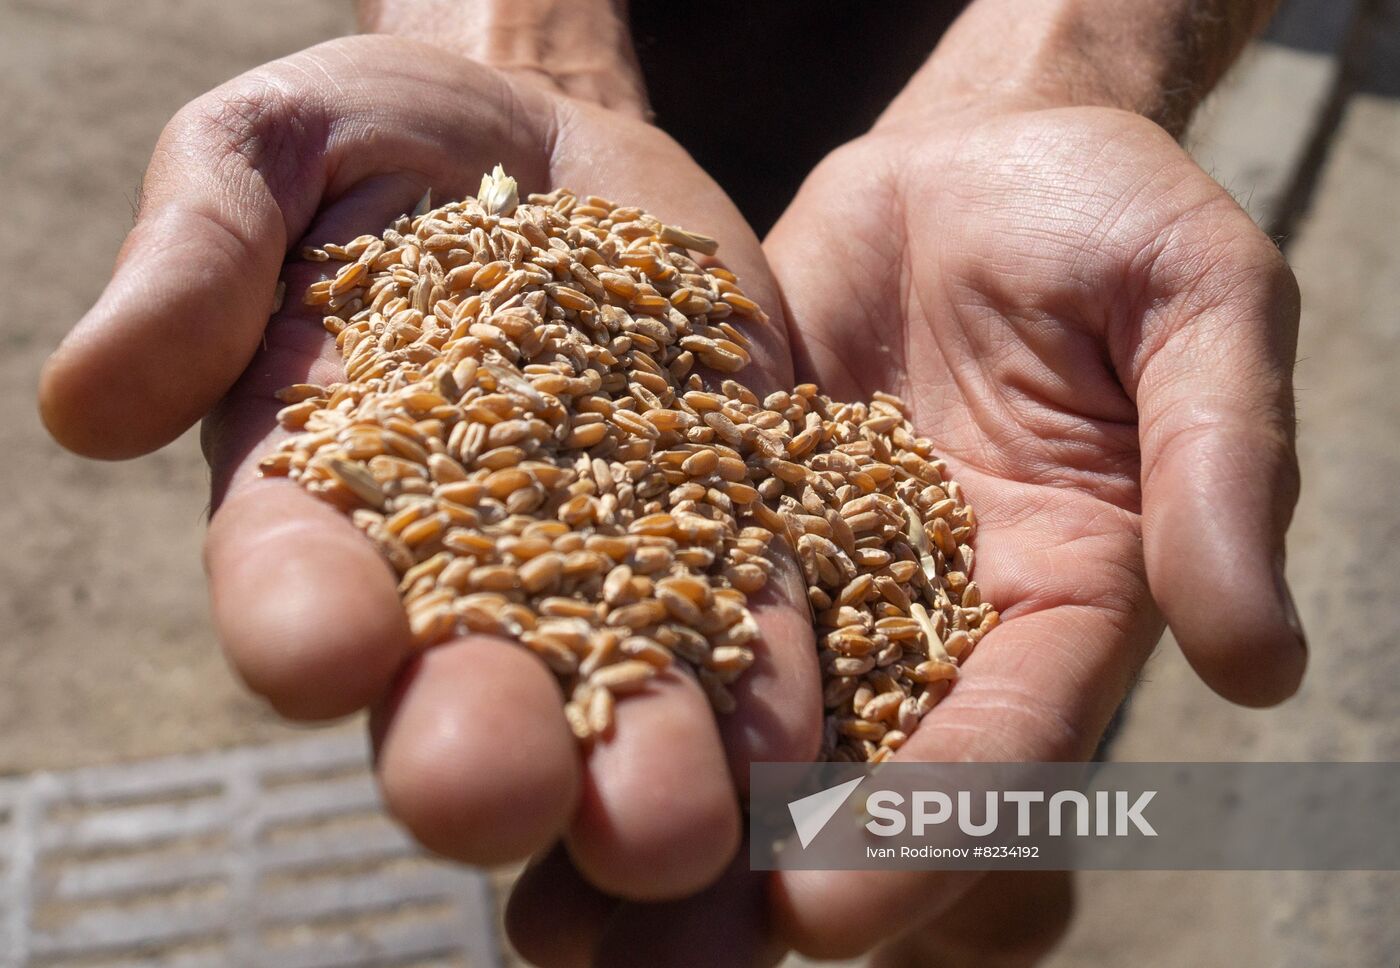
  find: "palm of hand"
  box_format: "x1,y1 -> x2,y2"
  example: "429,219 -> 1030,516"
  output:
746,105 -> 1304,955
769,108 -> 1193,767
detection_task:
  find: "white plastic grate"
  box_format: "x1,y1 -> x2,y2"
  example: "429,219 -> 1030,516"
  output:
0,733 -> 502,967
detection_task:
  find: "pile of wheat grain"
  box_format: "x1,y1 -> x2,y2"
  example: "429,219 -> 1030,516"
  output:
259,168 -> 998,763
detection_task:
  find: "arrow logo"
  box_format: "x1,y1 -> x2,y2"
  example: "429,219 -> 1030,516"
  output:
787,777 -> 865,848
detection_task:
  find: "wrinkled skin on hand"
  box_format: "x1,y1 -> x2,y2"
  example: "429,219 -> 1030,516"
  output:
503,104 -> 1306,965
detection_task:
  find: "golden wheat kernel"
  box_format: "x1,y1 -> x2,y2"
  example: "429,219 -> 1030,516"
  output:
260,174 -> 991,763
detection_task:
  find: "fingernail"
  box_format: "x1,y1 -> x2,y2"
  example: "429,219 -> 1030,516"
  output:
1274,551 -> 1306,648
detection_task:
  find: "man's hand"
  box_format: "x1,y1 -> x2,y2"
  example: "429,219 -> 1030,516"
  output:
752,2 -> 1302,956
38,32 -> 821,903
758,96 -> 1304,958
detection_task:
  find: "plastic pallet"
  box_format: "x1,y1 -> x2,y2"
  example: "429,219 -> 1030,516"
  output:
0,733 -> 501,967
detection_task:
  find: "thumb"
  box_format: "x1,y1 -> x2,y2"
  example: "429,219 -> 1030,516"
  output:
39,37 -> 551,460
1131,217 -> 1305,707
38,70 -> 319,460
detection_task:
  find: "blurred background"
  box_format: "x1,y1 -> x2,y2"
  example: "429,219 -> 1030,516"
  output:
1,0 -> 1396,965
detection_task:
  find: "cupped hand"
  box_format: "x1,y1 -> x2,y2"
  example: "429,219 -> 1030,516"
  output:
761,101 -> 1306,958
502,102 -> 1306,965
38,34 -> 821,903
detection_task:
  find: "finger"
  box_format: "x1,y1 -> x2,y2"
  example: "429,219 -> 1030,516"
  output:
769,610 -> 1093,959
39,36 -> 550,459
205,481 -> 410,720
201,176 -> 432,722
595,850 -> 787,968
1131,226 -> 1306,707
567,671 -> 741,901
373,638 -> 580,866
870,870 -> 1074,968
504,846 -> 617,968
717,553 -> 822,795
775,472 -> 1157,958
38,71 -> 316,459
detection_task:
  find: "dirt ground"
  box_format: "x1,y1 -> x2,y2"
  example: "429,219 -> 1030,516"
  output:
1,0 -> 355,772
2,1 -> 1396,965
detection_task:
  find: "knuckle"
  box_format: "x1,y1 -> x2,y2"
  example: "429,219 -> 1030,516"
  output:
177,76 -> 292,164
1163,190 -> 1295,305
1215,226 -> 1297,308
1138,185 -> 1302,373
163,65 -> 321,200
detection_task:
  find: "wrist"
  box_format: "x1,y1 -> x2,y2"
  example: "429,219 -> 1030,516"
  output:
880,0 -> 1277,137
357,0 -> 649,118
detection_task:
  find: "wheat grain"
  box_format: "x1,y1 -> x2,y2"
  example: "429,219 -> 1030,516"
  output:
259,167 -> 998,760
